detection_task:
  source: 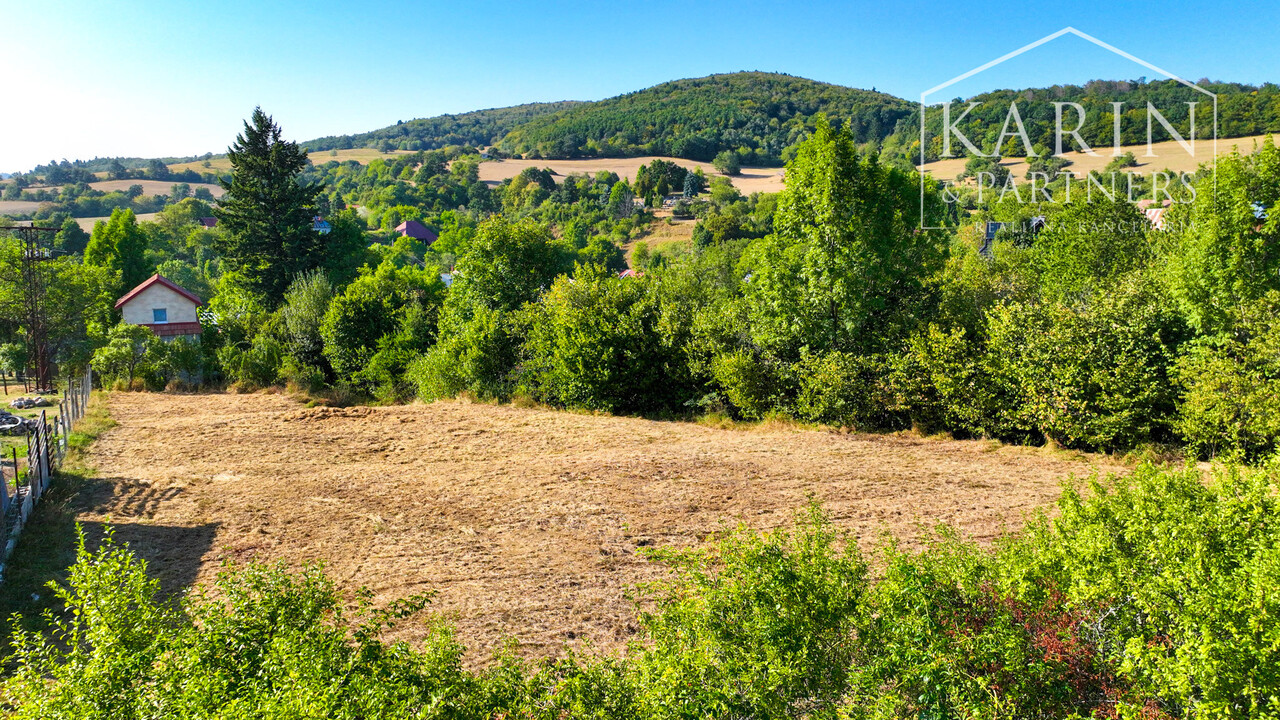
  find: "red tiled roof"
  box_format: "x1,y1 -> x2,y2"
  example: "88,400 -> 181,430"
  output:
114,274 -> 204,309
395,219 -> 439,242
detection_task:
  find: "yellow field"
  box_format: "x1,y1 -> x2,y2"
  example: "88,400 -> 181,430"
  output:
74,212 -> 158,232
90,179 -> 223,198
0,200 -> 43,215
918,133 -> 1275,182
477,156 -> 785,195
168,148 -> 415,175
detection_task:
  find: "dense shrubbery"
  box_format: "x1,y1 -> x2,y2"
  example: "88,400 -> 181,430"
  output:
6,463 -> 1280,717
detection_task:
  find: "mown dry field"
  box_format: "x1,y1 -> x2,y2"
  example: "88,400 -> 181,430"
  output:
477,156 -> 786,195
918,132 -> 1275,182
66,392 -> 1125,661
167,148 -> 416,175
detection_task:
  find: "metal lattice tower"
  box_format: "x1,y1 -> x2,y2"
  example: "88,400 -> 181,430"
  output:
3,226 -> 60,393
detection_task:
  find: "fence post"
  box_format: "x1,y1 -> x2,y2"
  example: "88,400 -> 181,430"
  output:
0,455 -> 8,517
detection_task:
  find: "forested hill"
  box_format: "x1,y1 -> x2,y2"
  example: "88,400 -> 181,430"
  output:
898,78 -> 1280,161
299,73 -> 913,166
494,72 -> 914,164
297,73 -> 1280,170
300,101 -> 583,153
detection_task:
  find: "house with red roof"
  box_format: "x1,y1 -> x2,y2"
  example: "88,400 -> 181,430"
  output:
114,274 -> 204,340
394,219 -> 439,244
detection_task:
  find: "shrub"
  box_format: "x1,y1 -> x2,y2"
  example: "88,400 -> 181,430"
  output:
890,323 -> 1030,439
218,334 -> 284,389
2,529 -> 469,719
711,150 -> 741,176
632,506 -> 867,719
793,350 -> 898,429
1173,293 -> 1280,459
280,270 -> 334,376
409,305 -> 521,401
709,349 -> 794,420
519,269 -> 688,413
986,278 -> 1188,450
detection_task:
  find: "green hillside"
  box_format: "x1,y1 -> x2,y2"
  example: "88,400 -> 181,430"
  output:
896,78 -> 1280,162
495,72 -> 914,164
301,100 -> 583,153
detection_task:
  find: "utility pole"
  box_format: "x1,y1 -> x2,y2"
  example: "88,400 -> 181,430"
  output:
3,226 -> 60,393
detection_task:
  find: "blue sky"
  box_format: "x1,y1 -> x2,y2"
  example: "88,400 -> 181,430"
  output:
2,0 -> 1276,172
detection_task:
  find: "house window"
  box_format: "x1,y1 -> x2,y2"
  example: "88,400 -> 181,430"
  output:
153,308 -> 168,323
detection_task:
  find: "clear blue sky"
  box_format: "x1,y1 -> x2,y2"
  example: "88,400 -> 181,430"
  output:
3,0 -> 1276,172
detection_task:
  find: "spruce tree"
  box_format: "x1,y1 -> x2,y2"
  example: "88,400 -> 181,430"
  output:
214,108 -> 324,302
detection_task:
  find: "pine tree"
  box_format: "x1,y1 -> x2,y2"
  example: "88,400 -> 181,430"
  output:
214,108 -> 325,302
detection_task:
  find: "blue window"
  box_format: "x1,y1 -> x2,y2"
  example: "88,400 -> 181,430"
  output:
153,308 -> 168,323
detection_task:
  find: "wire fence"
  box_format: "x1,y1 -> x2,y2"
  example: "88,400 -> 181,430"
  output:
0,367 -> 92,584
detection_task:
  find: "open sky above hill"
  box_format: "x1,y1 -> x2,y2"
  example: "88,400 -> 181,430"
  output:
3,0 -> 1278,172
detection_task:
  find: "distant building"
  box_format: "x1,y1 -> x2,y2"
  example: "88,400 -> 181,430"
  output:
197,217 -> 217,228
114,274 -> 204,341
312,216 -> 332,234
394,219 -> 439,244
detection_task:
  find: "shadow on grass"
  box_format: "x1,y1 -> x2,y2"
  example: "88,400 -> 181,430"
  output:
0,470 -> 219,644
1,393 -> 218,651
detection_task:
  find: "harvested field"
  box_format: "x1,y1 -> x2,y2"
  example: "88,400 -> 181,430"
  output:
918,132 -> 1275,182
477,156 -> 786,195
74,212 -> 157,232
69,392 -> 1126,661
0,200 -> 43,215
168,148 -> 415,175
89,179 -> 224,198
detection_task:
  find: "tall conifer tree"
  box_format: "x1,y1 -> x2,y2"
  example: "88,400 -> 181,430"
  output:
214,108 -> 324,302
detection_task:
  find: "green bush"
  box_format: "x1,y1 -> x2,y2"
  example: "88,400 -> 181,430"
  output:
631,506 -> 866,719
709,349 -> 794,420
409,305 -> 521,401
986,278 -> 1188,450
794,350 -> 897,429
890,324 -> 1030,439
1173,293 -> 1280,459
2,529 -> 469,719
519,269 -> 688,413
218,334 -> 284,388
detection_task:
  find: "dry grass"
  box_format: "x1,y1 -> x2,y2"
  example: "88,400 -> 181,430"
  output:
477,156 -> 786,195
168,148 -> 415,176
89,179 -> 223,198
49,391 -> 1130,662
73,213 -> 157,233
623,219 -> 697,266
0,200 -> 43,216
918,132 -> 1275,182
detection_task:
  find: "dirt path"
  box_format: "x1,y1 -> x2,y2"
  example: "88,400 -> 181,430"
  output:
78,392 -> 1126,660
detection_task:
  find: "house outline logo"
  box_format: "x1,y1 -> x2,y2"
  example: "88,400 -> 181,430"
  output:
917,26 -> 1218,230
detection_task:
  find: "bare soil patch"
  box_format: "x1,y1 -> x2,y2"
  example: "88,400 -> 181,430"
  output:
76,392 -> 1125,661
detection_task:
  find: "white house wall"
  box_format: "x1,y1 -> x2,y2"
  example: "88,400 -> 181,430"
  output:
120,285 -> 200,325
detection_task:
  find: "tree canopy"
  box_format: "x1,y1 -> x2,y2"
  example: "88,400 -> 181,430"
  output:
214,107 -> 325,302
